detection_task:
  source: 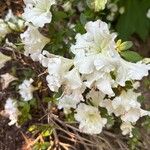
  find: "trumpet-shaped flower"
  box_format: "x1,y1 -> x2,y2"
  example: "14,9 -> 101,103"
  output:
120,122 -> 134,137
20,25 -> 49,58
111,90 -> 141,116
18,78 -> 35,101
64,68 -> 82,90
4,98 -> 21,126
115,58 -> 150,86
75,103 -> 107,134
22,0 -> 56,27
71,20 -> 118,57
121,108 -> 150,123
58,89 -> 84,113
46,56 -> 73,92
86,88 -> 105,106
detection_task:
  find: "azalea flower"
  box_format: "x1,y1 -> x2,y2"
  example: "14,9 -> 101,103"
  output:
75,103 -> 107,134
46,56 -> 73,92
20,25 -> 49,59
121,108 -> 150,123
111,90 -> 141,116
115,58 -> 150,86
18,78 -> 35,101
120,122 -> 134,137
64,68 -> 82,90
58,89 -> 84,114
0,52 -> 11,69
22,0 -> 56,27
86,88 -> 105,106
4,98 -> 21,126
71,20 -> 118,57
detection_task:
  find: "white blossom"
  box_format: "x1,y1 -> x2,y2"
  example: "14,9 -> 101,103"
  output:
4,98 -> 21,126
22,0 -> 56,27
111,90 -> 141,116
115,58 -> 150,86
75,103 -> 107,134
100,99 -> 114,115
58,89 -> 84,113
121,108 -> 150,123
120,122 -> 134,137
86,88 -> 105,106
64,68 -> 82,90
18,78 -> 35,101
46,56 -> 73,92
71,20 -> 118,57
20,25 -> 49,58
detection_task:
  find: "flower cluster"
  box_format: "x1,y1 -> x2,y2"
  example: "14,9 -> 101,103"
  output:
18,78 -> 35,101
32,20 -> 150,136
4,98 -> 21,126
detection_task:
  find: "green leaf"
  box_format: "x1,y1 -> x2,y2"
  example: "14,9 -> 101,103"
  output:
116,0 -> 150,40
80,13 -> 87,25
121,51 -> 143,62
53,11 -> 68,21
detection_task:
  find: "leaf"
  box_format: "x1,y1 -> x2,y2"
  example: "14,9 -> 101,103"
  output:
116,0 -> 150,40
53,11 -> 68,21
120,51 -> 143,62
80,13 -> 87,25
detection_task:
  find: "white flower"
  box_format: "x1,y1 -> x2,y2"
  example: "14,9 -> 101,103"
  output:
46,74 -> 61,92
100,99 -> 114,115
84,71 -> 115,96
22,0 -> 56,27
120,122 -> 134,137
121,108 -> 150,123
95,73 -> 115,96
132,81 -> 140,89
20,25 -> 49,57
0,52 -> 11,69
58,89 -> 84,113
147,9 -> 150,19
4,98 -> 21,126
0,19 -> 11,39
46,56 -> 73,92
18,78 -> 35,101
112,90 -> 141,116
86,88 -> 105,106
115,58 -> 150,86
64,68 -> 82,90
75,103 -> 107,134
71,20 -> 117,57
